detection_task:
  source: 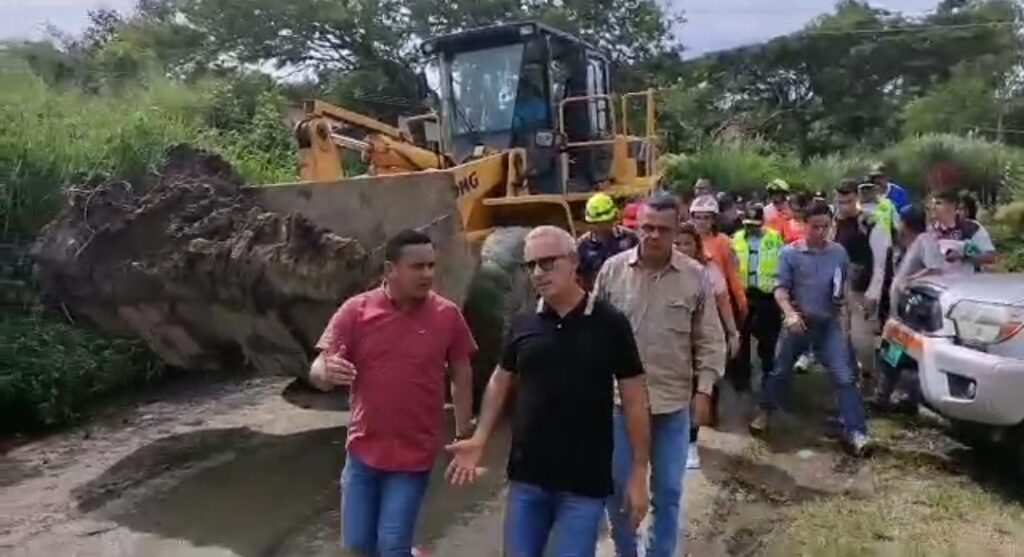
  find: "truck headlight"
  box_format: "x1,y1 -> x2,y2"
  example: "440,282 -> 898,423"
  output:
948,300 -> 1024,347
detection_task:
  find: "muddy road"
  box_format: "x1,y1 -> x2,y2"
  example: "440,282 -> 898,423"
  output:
4,315 -> 1024,556
0,376 -> 516,557
0,370 -> 745,557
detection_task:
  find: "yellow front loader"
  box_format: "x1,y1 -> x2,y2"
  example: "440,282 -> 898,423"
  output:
245,22 -> 663,396
254,21 -> 661,249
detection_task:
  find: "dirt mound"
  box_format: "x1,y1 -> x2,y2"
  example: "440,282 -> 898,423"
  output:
32,145 -> 374,377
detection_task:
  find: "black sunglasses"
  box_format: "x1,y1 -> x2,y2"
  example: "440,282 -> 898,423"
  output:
521,254 -> 569,272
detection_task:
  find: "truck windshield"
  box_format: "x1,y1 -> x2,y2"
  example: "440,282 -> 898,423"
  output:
449,44 -> 525,134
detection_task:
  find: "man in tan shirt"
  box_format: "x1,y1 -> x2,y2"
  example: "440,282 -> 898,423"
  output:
595,191 -> 727,557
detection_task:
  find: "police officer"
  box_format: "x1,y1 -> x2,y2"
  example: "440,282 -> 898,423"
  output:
729,204 -> 785,395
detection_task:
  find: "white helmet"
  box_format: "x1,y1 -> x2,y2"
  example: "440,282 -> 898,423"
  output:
689,195 -> 719,215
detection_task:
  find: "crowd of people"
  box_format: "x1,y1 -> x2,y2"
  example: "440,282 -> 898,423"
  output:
306,164 -> 999,557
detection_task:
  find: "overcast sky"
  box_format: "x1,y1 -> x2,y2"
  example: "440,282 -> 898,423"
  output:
0,0 -> 940,57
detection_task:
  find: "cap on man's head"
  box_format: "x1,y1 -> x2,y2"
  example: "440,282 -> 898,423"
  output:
868,164 -> 886,178
743,204 -> 765,225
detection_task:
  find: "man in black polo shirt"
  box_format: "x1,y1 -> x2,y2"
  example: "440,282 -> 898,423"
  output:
446,225 -> 652,557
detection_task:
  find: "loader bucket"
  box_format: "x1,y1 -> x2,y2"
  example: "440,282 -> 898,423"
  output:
245,170 -> 478,307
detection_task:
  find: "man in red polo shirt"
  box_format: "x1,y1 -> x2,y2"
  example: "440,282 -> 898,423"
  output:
309,229 -> 477,557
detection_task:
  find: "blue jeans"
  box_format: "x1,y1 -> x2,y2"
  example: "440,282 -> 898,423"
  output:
340,453 -> 431,557
607,408 -> 690,557
504,482 -> 605,557
761,317 -> 868,437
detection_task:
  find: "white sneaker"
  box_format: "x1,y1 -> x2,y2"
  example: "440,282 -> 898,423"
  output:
795,353 -> 816,374
686,444 -> 701,469
847,433 -> 874,458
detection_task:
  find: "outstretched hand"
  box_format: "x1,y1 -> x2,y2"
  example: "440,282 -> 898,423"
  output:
445,438 -> 487,486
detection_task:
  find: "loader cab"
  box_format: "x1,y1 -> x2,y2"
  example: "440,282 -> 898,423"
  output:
421,22 -> 614,195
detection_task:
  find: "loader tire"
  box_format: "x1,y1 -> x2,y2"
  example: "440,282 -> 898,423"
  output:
463,227 -> 535,412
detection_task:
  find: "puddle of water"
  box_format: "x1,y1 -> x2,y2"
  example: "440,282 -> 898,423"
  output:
88,426 -> 345,557
76,413 -> 512,557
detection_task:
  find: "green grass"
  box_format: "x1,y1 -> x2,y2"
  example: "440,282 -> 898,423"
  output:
771,467 -> 1024,556
0,62 -> 296,434
0,61 -> 296,240
763,406 -> 1024,555
0,309 -> 169,432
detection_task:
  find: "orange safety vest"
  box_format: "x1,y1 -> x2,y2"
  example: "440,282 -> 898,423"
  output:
767,213 -> 805,244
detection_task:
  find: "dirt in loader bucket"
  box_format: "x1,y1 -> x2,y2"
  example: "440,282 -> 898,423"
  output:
31,145 -> 477,378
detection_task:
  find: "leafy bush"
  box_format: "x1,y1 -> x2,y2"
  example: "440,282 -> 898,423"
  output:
881,134 -> 1024,202
660,139 -> 878,196
798,151 -> 876,192
660,134 -> 1024,206
0,310 -> 168,432
660,139 -> 801,197
989,201 -> 1024,272
0,62 -> 296,239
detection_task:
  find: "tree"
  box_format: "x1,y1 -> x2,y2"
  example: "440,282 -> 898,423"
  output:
98,0 -> 680,122
665,0 -> 1024,158
903,65 -> 1000,137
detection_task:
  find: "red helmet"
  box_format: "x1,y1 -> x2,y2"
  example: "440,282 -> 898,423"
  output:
622,203 -> 640,229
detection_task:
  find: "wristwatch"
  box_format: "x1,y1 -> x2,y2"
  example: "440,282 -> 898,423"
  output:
455,419 -> 477,441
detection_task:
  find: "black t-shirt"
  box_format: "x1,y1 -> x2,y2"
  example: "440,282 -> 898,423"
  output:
500,294 -> 644,498
835,214 -> 873,293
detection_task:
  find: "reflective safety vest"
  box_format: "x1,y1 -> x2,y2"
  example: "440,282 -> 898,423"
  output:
872,198 -> 898,238
733,228 -> 784,293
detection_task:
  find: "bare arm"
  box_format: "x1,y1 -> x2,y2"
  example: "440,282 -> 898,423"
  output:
692,285 -> 727,390
618,376 -> 651,472
774,248 -> 799,320
969,226 -> 997,267
775,287 -> 798,319
722,248 -> 749,321
471,367 -> 515,445
449,358 -> 474,437
445,366 -> 515,486
974,251 -> 997,266
307,353 -> 336,392
715,291 -> 738,338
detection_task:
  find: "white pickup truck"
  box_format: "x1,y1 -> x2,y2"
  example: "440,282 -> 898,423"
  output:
879,273 -> 1024,468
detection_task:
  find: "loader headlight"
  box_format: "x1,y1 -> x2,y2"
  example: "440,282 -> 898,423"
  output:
948,300 -> 1024,347
535,131 -> 554,147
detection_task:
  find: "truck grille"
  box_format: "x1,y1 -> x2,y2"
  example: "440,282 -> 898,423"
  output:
896,285 -> 944,333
